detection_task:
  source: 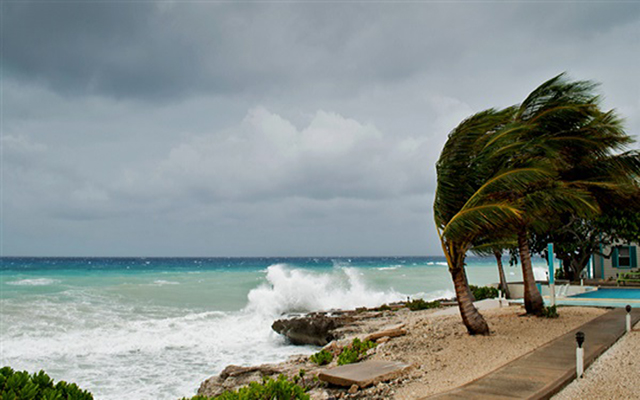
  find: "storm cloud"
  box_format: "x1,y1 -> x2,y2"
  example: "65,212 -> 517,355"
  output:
2,1 -> 639,256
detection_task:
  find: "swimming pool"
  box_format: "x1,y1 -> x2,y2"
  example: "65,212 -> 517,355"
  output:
571,288 -> 640,300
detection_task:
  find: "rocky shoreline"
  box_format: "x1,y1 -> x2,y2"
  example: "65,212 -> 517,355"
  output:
197,304 -> 606,399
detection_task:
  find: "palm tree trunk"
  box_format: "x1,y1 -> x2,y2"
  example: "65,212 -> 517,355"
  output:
450,260 -> 490,335
494,250 -> 511,299
517,228 -> 544,315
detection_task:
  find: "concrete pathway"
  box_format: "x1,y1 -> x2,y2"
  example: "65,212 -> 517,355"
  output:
425,307 -> 640,400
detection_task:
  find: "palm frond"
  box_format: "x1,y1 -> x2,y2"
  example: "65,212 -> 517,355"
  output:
462,167 -> 554,210
442,203 -> 523,241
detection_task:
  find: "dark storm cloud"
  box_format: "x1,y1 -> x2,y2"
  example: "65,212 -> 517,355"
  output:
5,2 -> 201,98
3,1 -> 639,256
6,2 -> 639,101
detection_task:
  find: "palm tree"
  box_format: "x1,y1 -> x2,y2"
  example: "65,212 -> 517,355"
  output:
434,108 -> 553,333
435,74 -> 634,326
498,74 -> 630,314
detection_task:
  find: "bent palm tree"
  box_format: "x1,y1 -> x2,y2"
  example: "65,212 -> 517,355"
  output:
435,73 -> 634,327
501,74 -> 629,314
434,108 -> 552,334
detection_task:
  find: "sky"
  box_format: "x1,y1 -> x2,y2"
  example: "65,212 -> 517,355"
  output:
2,1 -> 639,257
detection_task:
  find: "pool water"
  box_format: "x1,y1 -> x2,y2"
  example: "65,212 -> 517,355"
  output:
571,288 -> 640,300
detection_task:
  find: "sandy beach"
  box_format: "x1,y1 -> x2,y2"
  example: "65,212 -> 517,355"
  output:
354,305 -> 606,399
199,304 -> 609,399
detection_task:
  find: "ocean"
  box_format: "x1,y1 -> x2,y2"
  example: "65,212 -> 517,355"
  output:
0,256 -> 548,399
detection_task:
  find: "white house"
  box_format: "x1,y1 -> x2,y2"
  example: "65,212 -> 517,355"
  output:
591,242 -> 639,280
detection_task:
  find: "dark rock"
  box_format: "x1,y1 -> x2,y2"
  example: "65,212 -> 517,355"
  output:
272,313 -> 353,346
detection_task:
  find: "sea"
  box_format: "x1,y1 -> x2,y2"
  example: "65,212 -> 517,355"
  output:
0,256 -> 548,399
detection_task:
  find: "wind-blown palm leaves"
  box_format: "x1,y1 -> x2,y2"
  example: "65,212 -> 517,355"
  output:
434,74 -> 635,330
434,108 -> 554,333
504,74 -> 634,314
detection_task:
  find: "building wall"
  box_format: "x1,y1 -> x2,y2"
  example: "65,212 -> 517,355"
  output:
593,242 -> 639,280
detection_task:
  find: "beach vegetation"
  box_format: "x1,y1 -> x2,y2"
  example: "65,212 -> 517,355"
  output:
337,338 -> 376,365
375,303 -> 393,311
406,298 -> 441,311
184,375 -> 310,400
469,285 -> 499,301
540,305 -> 559,318
0,366 -> 93,400
292,369 -> 307,387
309,349 -> 334,365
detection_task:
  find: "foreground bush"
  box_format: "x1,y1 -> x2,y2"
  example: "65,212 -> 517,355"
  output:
0,366 -> 93,400
309,349 -> 333,366
185,375 -> 310,400
540,305 -> 559,318
406,298 -> 441,311
337,338 -> 376,366
469,285 -> 499,301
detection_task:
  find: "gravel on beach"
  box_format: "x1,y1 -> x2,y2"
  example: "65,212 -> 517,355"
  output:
552,321 -> 640,400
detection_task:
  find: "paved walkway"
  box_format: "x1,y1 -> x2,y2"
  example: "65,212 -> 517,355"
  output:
425,307 -> 640,400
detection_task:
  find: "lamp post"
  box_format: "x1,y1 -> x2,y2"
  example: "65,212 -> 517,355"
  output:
626,305 -> 632,333
576,331 -> 585,378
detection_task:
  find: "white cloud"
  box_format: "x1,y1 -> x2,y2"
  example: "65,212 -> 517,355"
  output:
124,107 -> 430,204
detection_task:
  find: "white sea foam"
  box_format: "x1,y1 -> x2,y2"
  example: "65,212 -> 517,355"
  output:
426,261 -> 448,266
1,289 -> 310,400
245,264 -> 404,316
7,278 -> 60,286
152,280 -> 180,286
377,265 -> 402,271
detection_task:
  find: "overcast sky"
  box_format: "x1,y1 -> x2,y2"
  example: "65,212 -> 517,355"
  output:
2,1 -> 639,257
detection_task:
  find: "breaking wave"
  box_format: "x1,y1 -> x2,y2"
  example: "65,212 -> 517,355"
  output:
245,264 -> 405,316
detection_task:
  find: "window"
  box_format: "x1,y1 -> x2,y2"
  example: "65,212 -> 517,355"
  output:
618,247 -> 631,268
613,245 -> 638,269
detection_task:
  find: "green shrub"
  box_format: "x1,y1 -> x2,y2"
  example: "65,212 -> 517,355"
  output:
469,285 -> 499,300
540,305 -> 559,318
406,298 -> 441,311
0,366 -> 93,400
183,375 -> 310,400
309,349 -> 333,366
337,338 -> 376,366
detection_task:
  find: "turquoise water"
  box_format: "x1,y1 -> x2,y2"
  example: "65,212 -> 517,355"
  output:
571,288 -> 640,299
0,256 -> 546,399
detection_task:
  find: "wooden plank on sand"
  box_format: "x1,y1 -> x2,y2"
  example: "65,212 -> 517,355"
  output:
318,360 -> 412,388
